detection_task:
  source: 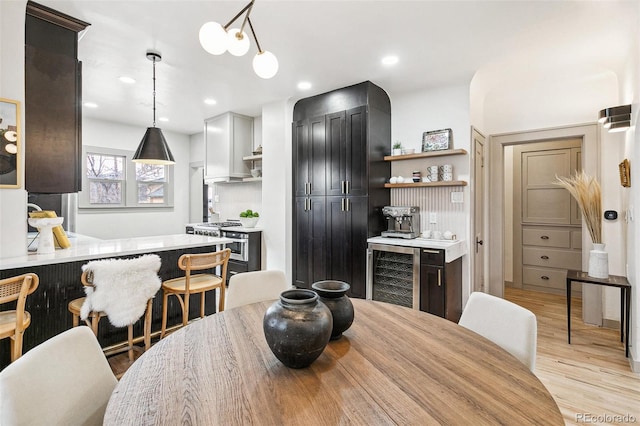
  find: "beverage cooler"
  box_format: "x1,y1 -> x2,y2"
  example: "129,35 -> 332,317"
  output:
366,243 -> 420,309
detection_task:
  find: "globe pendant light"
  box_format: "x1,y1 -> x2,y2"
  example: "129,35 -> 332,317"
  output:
253,50 -> 278,79
199,22 -> 228,55
133,51 -> 175,165
227,28 -> 250,56
199,0 -> 279,78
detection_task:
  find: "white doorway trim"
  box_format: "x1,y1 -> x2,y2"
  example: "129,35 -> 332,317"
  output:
488,123 -> 601,323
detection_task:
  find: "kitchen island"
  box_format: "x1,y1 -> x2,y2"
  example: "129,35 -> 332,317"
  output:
0,234 -> 231,368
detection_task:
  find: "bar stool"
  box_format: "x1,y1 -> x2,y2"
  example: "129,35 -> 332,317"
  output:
161,248 -> 230,338
0,273 -> 39,362
68,254 -> 161,362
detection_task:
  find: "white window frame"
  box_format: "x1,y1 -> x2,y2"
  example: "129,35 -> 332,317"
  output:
79,145 -> 174,210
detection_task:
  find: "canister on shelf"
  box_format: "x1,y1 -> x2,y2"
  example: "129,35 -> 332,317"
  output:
412,171 -> 421,182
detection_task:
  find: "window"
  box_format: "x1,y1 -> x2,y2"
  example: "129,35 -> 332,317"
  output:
79,146 -> 173,209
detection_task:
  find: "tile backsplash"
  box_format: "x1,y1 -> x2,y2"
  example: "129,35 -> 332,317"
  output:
390,187 -> 465,238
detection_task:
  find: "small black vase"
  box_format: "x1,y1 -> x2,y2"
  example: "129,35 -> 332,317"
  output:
311,280 -> 354,340
263,289 -> 333,369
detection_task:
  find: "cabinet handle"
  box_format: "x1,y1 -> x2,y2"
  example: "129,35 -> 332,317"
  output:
541,255 -> 549,260
423,249 -> 440,254
540,235 -> 549,240
346,198 -> 350,212
541,276 -> 550,280
306,198 -> 311,211
308,182 -> 312,194
437,269 -> 442,286
346,180 -> 350,194
341,181 -> 346,194
341,198 -> 345,211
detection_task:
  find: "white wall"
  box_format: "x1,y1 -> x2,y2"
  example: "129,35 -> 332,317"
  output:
260,100 -> 293,274
0,0 -> 28,258
621,3 -> 640,369
76,118 -> 191,239
390,84 -> 472,302
476,56 -> 628,324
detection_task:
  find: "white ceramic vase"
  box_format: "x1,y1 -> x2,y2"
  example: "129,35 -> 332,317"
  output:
587,243 -> 609,279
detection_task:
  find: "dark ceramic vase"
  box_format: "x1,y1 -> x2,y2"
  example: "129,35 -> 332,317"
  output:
263,289 -> 333,369
311,280 -> 354,340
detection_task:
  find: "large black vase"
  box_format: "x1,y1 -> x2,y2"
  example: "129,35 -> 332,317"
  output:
311,280 -> 354,340
263,289 -> 333,369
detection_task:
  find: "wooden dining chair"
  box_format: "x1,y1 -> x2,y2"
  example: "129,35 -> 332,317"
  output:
0,326 -> 118,425
67,254 -> 161,362
458,291 -> 538,372
0,273 -> 39,362
161,248 -> 231,338
225,270 -> 291,310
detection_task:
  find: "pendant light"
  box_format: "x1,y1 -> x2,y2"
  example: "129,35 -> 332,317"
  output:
199,0 -> 279,79
133,51 -> 175,165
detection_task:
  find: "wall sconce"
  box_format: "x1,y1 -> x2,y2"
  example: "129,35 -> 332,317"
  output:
598,104 -> 631,133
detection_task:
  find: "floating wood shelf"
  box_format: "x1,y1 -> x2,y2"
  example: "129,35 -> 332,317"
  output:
384,181 -> 467,188
384,149 -> 467,162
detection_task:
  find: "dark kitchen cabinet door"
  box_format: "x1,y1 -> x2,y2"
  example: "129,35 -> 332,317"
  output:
292,197 -> 327,289
25,3 -> 89,193
326,196 -> 368,298
292,116 -> 326,198
326,106 -> 367,197
419,250 -> 462,322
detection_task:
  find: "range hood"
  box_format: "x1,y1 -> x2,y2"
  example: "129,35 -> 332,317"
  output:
203,112 -> 254,183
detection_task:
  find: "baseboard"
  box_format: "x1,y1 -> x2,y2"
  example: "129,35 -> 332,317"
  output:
602,318 -> 621,330
630,349 -> 639,373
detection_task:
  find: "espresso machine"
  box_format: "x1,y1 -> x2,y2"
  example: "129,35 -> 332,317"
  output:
381,206 -> 420,239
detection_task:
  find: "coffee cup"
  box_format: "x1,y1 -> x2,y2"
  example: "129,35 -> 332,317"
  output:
389,176 -> 398,184
427,165 -> 438,174
440,164 -> 453,173
429,173 -> 439,182
441,172 -> 453,181
443,231 -> 454,240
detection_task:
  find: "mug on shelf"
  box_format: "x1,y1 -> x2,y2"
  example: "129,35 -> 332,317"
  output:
441,172 -> 453,181
439,164 -> 453,173
427,165 -> 439,175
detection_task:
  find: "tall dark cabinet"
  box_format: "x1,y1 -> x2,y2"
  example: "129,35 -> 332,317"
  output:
25,1 -> 90,193
292,82 -> 391,298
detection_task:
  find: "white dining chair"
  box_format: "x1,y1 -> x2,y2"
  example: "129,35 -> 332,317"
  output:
458,291 -> 537,372
0,326 -> 118,425
225,270 -> 291,310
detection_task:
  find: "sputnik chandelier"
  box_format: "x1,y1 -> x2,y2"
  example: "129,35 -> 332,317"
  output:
199,0 -> 278,79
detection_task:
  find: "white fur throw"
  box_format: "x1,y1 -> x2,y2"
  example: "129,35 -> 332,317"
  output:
80,254 -> 161,327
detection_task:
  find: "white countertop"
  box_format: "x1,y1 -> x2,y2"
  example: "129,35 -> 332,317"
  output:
220,226 -> 262,233
1,234 -> 232,270
367,236 -> 467,263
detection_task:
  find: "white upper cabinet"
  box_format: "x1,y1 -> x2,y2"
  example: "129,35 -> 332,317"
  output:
204,112 -> 254,182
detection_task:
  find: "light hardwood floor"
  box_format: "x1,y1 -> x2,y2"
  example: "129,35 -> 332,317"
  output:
506,287 -> 639,425
109,290 -> 639,424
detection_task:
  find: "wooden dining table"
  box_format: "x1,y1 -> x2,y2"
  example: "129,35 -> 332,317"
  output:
104,299 -> 563,425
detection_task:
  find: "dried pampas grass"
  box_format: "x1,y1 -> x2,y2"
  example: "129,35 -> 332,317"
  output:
555,171 -> 602,244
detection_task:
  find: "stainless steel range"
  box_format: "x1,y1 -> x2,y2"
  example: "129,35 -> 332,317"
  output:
186,222 -> 262,281
187,221 -> 241,237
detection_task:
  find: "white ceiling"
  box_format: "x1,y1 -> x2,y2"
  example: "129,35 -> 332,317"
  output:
38,0 -> 638,135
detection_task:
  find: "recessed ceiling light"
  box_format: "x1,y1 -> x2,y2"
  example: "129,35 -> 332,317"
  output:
204,98 -> 217,105
381,56 -> 399,66
83,102 -> 98,108
119,76 -> 136,84
158,117 -> 169,122
297,81 -> 312,90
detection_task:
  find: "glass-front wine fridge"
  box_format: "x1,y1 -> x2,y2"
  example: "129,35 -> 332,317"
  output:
366,243 -> 420,309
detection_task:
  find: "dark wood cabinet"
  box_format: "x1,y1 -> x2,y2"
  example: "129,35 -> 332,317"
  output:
292,82 -> 390,298
326,196 -> 368,298
25,2 -> 89,193
292,197 -> 327,289
419,248 -> 462,322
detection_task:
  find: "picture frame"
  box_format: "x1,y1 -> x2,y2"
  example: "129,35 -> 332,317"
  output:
422,128 -> 452,152
0,98 -> 21,188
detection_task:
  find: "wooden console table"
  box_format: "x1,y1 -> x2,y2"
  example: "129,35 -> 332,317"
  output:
566,270 -> 631,357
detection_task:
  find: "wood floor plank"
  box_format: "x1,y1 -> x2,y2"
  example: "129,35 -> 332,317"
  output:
506,288 -> 640,425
